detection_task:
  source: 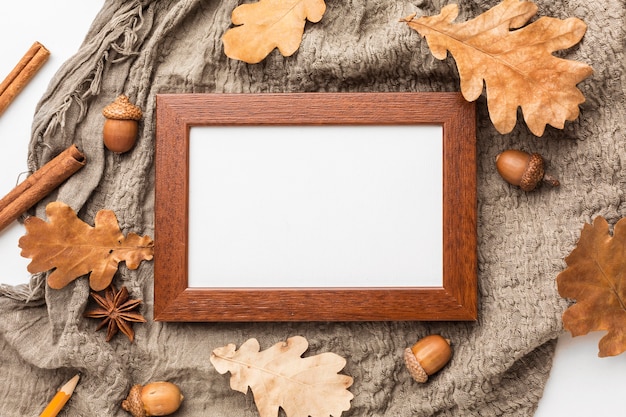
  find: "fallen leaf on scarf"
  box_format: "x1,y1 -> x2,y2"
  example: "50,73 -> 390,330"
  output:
557,216 -> 626,357
211,336 -> 353,417
19,201 -> 154,291
223,0 -> 326,64
403,0 -> 593,136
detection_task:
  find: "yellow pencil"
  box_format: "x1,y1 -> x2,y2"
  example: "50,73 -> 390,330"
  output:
39,374 -> 80,417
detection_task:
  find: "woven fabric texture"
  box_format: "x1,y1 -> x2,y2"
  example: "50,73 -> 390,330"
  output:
0,0 -> 624,415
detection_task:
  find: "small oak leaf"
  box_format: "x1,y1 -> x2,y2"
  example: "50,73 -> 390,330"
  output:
211,336 -> 353,417
557,216 -> 626,357
223,0 -> 326,64
18,201 -> 154,291
403,0 -> 593,136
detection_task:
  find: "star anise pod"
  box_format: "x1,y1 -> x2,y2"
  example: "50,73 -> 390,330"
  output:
84,285 -> 146,342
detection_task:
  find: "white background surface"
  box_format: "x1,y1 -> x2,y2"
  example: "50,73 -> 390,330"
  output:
0,2 -> 624,415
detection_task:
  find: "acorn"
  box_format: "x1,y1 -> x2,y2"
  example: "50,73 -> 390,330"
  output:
102,95 -> 142,153
121,381 -> 184,417
403,334 -> 452,383
495,149 -> 560,191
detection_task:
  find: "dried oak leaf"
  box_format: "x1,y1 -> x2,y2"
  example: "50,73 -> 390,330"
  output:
557,216 -> 626,357
18,201 -> 154,291
403,0 -> 593,136
211,336 -> 353,417
223,0 -> 326,64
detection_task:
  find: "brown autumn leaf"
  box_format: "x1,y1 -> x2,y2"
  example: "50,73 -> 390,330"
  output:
18,201 -> 154,291
211,336 -> 354,417
403,0 -> 593,136
223,0 -> 326,64
557,216 -> 626,357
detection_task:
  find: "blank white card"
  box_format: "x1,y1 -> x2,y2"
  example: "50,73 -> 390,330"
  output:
188,125 -> 443,288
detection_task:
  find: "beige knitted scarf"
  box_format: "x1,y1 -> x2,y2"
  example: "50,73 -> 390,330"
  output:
0,0 -> 623,415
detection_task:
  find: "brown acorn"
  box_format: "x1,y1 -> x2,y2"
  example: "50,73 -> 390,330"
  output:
403,334 -> 452,383
121,382 -> 184,417
495,149 -> 560,191
102,95 -> 142,153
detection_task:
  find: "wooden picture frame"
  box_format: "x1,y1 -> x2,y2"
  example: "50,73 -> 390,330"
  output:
154,92 -> 476,322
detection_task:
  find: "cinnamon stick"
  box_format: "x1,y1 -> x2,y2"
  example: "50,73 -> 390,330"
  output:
0,144 -> 86,233
0,42 -> 50,117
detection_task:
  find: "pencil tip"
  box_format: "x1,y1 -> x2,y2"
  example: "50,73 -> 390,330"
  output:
61,374 -> 80,395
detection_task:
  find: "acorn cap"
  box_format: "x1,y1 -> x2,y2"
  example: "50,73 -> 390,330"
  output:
403,347 -> 429,383
519,153 -> 545,192
103,95 -> 142,121
121,384 -> 147,417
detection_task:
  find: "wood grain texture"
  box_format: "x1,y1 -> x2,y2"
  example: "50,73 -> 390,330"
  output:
154,92 -> 476,322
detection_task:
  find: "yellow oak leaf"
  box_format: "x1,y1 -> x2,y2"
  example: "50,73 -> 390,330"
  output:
403,0 -> 593,136
211,336 -> 353,417
18,201 -> 154,291
223,0 -> 326,64
557,216 -> 626,357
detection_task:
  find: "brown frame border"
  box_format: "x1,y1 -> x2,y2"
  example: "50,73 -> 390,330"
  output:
154,92 -> 476,322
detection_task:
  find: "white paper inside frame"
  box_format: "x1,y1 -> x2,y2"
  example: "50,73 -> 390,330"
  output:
187,125 -> 443,288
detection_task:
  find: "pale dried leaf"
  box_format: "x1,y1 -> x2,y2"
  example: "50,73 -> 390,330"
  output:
223,0 -> 326,64
557,216 -> 626,357
403,0 -> 593,136
18,201 -> 154,291
211,336 -> 353,417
